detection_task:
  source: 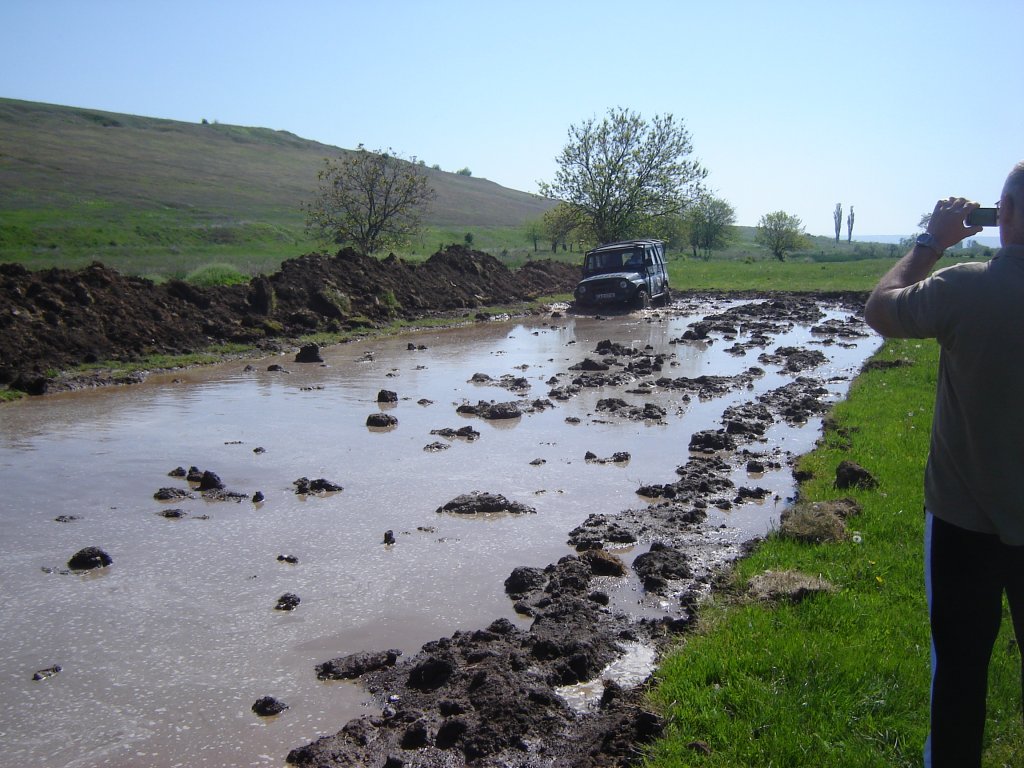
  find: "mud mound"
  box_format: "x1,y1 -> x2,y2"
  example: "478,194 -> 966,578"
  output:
289,557 -> 668,768
0,246 -> 578,391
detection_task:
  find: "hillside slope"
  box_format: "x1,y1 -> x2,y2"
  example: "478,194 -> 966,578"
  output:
0,98 -> 556,268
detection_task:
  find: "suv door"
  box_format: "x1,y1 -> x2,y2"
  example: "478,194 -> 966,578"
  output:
639,247 -> 652,297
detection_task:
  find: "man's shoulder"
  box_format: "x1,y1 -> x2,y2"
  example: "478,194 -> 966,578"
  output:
931,259 -> 992,284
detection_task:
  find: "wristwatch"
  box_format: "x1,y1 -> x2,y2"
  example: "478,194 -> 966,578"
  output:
915,232 -> 943,255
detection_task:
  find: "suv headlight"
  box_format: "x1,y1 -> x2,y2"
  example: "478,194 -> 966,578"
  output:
577,285 -> 587,295
619,280 -> 628,289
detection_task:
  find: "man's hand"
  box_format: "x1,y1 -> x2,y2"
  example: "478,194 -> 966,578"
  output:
926,197 -> 984,252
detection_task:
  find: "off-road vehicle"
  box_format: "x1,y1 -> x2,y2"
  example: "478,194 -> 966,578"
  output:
572,239 -> 670,309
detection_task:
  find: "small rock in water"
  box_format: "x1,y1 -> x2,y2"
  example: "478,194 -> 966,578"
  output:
277,554 -> 298,564
32,664 -> 62,681
67,547 -> 112,570
275,593 -> 300,611
252,696 -> 288,716
198,471 -> 224,491
295,343 -> 323,363
292,477 -> 343,494
252,491 -> 265,503
366,412 -> 398,428
154,487 -> 191,501
383,530 -> 396,545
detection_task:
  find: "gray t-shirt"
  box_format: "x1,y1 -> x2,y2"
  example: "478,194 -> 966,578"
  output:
893,244 -> 1024,544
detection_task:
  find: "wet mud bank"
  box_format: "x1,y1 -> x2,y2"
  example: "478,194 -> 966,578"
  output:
286,295 -> 873,768
0,246 -> 580,393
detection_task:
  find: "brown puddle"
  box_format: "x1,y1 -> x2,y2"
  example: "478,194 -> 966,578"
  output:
0,296 -> 879,767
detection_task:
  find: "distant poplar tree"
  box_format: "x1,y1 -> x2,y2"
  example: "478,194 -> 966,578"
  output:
847,206 -> 855,242
833,203 -> 843,244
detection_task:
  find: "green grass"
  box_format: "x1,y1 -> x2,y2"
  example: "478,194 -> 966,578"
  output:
61,344 -> 256,379
644,338 -> 1024,767
666,255 -> 891,293
184,262 -> 251,287
0,203 -> 315,276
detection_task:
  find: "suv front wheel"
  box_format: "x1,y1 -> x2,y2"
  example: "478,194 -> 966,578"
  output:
634,288 -> 650,309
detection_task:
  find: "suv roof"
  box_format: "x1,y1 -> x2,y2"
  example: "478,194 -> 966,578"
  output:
586,239 -> 665,254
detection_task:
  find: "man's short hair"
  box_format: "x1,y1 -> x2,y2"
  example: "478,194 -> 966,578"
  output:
1003,161 -> 1024,205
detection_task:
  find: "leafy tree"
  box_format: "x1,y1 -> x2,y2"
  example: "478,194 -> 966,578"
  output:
685,194 -> 736,259
523,218 -> 543,252
833,203 -> 843,244
643,214 -> 689,252
755,211 -> 806,261
846,205 -> 855,242
305,146 -> 435,256
456,167 -> 472,176
464,232 -> 474,247
539,107 -> 707,244
542,202 -> 584,252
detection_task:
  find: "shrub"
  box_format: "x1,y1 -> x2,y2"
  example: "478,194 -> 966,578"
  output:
185,263 -> 249,287
378,288 -> 401,314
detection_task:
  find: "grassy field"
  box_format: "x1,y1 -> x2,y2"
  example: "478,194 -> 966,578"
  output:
0,98 -> 555,275
643,337 -> 1024,767
666,255 -> 891,293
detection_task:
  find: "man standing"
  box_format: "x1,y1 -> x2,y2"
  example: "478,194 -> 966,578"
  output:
864,162 -> 1024,768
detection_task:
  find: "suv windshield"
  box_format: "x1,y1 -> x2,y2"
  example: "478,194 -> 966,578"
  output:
584,248 -> 643,274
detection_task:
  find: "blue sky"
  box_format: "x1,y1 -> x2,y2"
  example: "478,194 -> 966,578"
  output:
2,0 -> 1022,237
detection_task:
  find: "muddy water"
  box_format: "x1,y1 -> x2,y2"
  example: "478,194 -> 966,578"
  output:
0,298 -> 879,768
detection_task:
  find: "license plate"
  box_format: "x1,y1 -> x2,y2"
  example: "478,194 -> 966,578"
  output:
596,293 -> 615,300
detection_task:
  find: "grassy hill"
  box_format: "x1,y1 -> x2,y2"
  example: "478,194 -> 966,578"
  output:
0,98 -> 556,276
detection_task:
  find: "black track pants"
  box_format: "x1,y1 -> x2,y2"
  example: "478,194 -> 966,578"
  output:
924,512 -> 1024,768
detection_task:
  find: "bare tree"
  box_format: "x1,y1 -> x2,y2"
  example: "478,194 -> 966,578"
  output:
305,146 -> 435,256
846,206 -> 855,242
833,203 -> 843,244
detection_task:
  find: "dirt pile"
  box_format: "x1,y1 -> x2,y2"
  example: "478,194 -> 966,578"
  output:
0,246 -> 579,392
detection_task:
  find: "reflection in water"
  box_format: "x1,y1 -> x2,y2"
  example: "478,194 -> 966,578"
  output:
0,299 -> 879,767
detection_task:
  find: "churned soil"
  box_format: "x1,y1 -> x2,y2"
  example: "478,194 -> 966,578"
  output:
0,245 -> 579,393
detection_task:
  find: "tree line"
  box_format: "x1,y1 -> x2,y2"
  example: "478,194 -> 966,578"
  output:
303,108 -> 825,262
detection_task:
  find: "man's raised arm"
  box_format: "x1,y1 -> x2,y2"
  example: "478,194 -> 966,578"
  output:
864,197 -> 982,337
